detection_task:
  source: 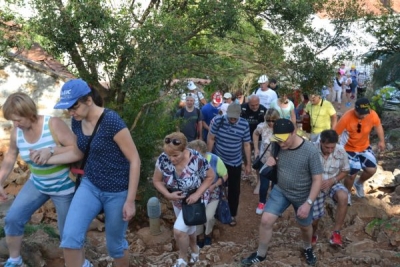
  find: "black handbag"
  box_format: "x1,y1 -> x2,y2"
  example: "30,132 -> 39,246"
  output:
182,198 -> 207,226
252,143 -> 271,170
260,165 -> 278,184
215,185 -> 232,224
172,172 -> 207,226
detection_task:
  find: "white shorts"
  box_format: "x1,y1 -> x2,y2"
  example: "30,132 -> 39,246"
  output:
173,206 -> 197,235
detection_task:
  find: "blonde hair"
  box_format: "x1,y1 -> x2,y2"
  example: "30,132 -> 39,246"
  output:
187,140 -> 207,157
163,132 -> 187,152
2,92 -> 38,122
265,108 -> 280,121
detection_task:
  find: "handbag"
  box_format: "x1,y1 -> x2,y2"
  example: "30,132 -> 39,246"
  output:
182,198 -> 207,226
172,172 -> 207,226
259,165 -> 278,184
252,143 -> 271,170
215,184 -> 232,224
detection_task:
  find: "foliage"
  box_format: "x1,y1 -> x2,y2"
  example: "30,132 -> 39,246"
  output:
370,85 -> 397,117
0,0 -> 368,204
24,223 -> 60,239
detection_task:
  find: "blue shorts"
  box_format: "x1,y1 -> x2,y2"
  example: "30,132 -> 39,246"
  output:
347,146 -> 377,175
264,185 -> 313,226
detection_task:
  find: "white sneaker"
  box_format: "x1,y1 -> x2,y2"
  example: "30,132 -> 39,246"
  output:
354,180 -> 365,198
189,245 -> 200,263
347,194 -> 352,206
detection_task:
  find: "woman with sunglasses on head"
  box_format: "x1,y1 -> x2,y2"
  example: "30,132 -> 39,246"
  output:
252,109 -> 281,215
152,132 -> 213,267
0,92 -> 82,267
53,79 -> 141,267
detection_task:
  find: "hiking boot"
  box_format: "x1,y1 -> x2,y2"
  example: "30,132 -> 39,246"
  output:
241,252 -> 266,266
330,231 -> 343,247
311,235 -> 318,246
255,202 -> 265,215
347,193 -> 352,206
354,180 -> 365,198
4,261 -> 25,267
304,247 -> 317,266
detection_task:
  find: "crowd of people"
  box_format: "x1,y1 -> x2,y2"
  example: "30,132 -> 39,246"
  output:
0,68 -> 383,267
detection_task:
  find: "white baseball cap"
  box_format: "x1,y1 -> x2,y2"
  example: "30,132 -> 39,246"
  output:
223,92 -> 232,99
187,81 -> 196,90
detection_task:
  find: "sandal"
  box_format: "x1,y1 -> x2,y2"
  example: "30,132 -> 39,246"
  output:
189,245 -> 200,263
229,217 -> 237,227
172,258 -> 187,267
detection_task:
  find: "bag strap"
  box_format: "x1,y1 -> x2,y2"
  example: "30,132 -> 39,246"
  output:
76,109 -> 107,178
258,143 -> 271,160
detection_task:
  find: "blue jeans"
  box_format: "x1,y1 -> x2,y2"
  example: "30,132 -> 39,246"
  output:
5,179 -> 73,238
60,178 -> 129,258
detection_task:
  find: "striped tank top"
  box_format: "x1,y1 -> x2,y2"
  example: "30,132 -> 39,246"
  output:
17,115 -> 75,195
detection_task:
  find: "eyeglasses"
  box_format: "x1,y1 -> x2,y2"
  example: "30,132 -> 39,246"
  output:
67,103 -> 80,111
357,122 -> 362,133
164,138 -> 182,146
266,120 -> 276,123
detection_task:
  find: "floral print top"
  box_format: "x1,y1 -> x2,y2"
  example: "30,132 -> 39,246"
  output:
156,148 -> 210,209
254,122 -> 274,163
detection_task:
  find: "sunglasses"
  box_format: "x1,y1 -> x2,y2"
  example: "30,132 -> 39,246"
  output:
357,122 -> 362,133
164,138 -> 182,146
266,120 -> 276,123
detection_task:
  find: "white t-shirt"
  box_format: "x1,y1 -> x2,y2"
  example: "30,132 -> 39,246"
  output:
253,88 -> 278,109
333,77 -> 345,91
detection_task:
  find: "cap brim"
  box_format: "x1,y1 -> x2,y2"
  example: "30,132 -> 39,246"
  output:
54,101 -> 75,109
270,133 -> 290,142
355,108 -> 370,115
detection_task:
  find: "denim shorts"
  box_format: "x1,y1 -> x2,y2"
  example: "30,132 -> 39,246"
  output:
60,178 -> 129,258
264,185 -> 313,226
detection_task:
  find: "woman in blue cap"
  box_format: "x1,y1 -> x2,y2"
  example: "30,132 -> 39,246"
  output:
54,79 -> 141,267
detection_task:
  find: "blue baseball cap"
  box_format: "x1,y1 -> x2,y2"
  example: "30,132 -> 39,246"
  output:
54,79 -> 91,109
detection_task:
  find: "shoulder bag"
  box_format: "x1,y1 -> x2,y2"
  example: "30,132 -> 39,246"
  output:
252,143 -> 271,170
173,172 -> 207,226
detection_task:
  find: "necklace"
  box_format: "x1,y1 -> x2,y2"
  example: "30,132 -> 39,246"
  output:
310,99 -> 324,130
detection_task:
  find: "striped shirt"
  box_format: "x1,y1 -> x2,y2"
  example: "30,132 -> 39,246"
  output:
17,115 -> 74,195
210,115 -> 251,166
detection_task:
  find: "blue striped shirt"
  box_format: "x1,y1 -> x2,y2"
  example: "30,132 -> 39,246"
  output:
210,115 -> 251,166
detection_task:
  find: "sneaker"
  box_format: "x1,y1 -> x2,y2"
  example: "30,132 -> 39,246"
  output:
354,180 -> 365,198
241,252 -> 266,266
346,102 -> 351,107
303,247 -> 317,266
347,194 -> 352,206
350,94 -> 355,99
204,236 -> 212,246
4,261 -> 24,267
172,258 -> 187,267
189,246 -> 200,264
311,235 -> 318,246
330,231 -> 343,247
256,202 -> 265,215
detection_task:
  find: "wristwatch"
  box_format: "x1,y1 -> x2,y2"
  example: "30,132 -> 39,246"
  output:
49,146 -> 54,156
306,198 -> 313,205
